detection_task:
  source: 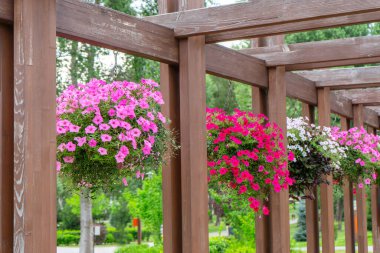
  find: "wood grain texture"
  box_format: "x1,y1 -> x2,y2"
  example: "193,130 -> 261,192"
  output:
371,184 -> 380,253
318,87 -> 335,253
341,117 -> 356,253
353,104 -> 369,253
206,45 -> 267,88
297,66 -> 380,90
158,0 -> 182,252
144,0 -> 380,37
268,66 -> 290,253
0,0 -> 12,23
285,72 -> 317,105
205,11 -> 380,43
252,87 -> 267,116
363,108 -> 379,128
0,24 -> 13,253
330,92 -> 353,119
241,36 -> 380,70
13,0 -> 57,252
338,88 -> 380,106
302,104 -> 319,253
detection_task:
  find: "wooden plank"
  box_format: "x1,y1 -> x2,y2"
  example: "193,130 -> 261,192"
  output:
0,0 -> 12,23
159,0 -> 182,252
144,0 -> 380,37
286,72 -> 317,105
56,0 -> 178,64
297,67 -> 380,90
241,36 -> 380,71
13,0 -> 57,252
353,104 -> 369,253
364,108 -> 379,129
341,116 -> 356,253
206,11 -> 380,43
302,103 -> 319,253
318,87 -> 335,253
0,24 -> 13,253
330,92 -> 353,119
267,66 -> 290,253
339,88 -> 380,106
206,45 -> 268,88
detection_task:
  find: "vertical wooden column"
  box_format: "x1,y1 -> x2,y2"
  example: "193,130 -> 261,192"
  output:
368,126 -> 380,253
267,65 -> 290,253
252,86 -> 269,253
317,87 -> 335,253
353,104 -> 368,253
341,116 -> 355,253
13,0 -> 57,252
302,103 -> 319,253
179,1 -> 208,252
158,0 -> 182,252
0,24 -> 14,253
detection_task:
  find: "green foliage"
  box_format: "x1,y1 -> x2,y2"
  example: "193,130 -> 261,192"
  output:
209,237 -> 234,253
294,201 -> 307,242
57,230 -> 81,246
115,245 -> 163,253
225,245 -> 255,253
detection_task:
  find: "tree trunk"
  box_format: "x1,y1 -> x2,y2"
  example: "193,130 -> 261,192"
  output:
80,188 -> 94,253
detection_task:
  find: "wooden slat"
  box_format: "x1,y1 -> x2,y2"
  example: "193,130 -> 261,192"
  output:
353,104 -> 369,253
0,24 -> 13,253
0,0 -> 12,23
206,45 -> 268,88
144,0 -> 380,37
267,66 -> 290,253
159,0 -> 182,252
302,103 -> 319,253
56,0 -> 178,64
13,0 -> 57,252
297,67 -> 380,90
241,36 -> 380,71
330,92 -> 353,119
335,88 -> 380,106
341,116 -> 356,253
363,108 -> 380,129
318,87 -> 335,253
206,11 -> 380,43
286,72 -> 317,105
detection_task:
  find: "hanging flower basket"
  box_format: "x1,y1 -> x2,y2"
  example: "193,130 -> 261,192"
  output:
56,79 -> 175,192
331,126 -> 380,187
287,117 -> 345,200
206,108 -> 294,215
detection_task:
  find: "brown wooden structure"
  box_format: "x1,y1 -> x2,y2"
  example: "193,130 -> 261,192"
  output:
1,0 -> 380,252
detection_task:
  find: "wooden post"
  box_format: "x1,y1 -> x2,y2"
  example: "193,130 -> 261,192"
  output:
353,104 -> 368,253
137,219 -> 142,244
158,0 -> 182,252
341,116 -> 355,253
179,1 -> 208,252
267,65 -> 290,253
317,87 -> 335,253
0,24 -> 13,253
13,0 -> 57,252
367,126 -> 380,252
302,103 -> 319,253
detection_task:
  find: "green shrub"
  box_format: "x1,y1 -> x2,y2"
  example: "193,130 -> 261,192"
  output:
115,244 -> 163,253
105,233 -> 115,244
225,245 -> 255,253
209,237 -> 232,253
57,230 -> 80,246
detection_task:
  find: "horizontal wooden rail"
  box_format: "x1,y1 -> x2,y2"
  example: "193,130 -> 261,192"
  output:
144,0 -> 380,37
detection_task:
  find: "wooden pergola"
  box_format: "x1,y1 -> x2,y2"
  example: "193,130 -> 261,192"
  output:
1,0 -> 380,253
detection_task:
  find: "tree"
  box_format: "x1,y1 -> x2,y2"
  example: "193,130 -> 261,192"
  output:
294,201 -> 307,242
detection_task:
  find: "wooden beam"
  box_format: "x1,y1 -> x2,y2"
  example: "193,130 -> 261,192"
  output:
302,103 -> 319,253
353,104 -> 369,253
267,66 -> 290,253
206,11 -> 380,43
286,72 -> 317,105
297,66 -> 380,90
341,116 -> 356,253
13,0 -> 57,252
364,108 -> 380,129
241,36 -> 380,71
338,89 -> 380,106
0,24 -> 13,253
144,0 -> 380,37
159,0 -> 182,252
330,92 -> 353,119
318,87 -> 335,253
0,0 -> 12,23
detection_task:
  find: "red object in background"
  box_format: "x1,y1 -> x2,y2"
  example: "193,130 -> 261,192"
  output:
132,218 -> 139,227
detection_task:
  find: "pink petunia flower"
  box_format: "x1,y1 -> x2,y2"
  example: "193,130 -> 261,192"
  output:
85,125 -> 97,134
92,115 -> 103,125
69,125 -> 81,133
98,147 -> 107,156
101,134 -> 112,142
99,124 -> 110,131
66,142 -> 76,152
88,139 -> 97,147
63,156 -> 74,163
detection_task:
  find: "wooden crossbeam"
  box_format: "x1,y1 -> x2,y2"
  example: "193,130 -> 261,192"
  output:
241,36 -> 380,71
297,66 -> 380,90
144,0 -> 380,37
206,11 -> 380,43
0,0 -> 12,23
335,88 -> 380,106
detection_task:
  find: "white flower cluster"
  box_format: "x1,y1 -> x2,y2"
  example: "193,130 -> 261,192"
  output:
287,117 -> 346,166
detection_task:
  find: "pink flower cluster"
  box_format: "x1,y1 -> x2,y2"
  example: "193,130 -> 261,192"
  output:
207,108 -> 294,215
331,126 -> 380,186
56,79 -> 169,188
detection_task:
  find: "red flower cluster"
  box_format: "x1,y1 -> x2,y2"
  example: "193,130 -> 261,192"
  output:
207,108 -> 294,215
